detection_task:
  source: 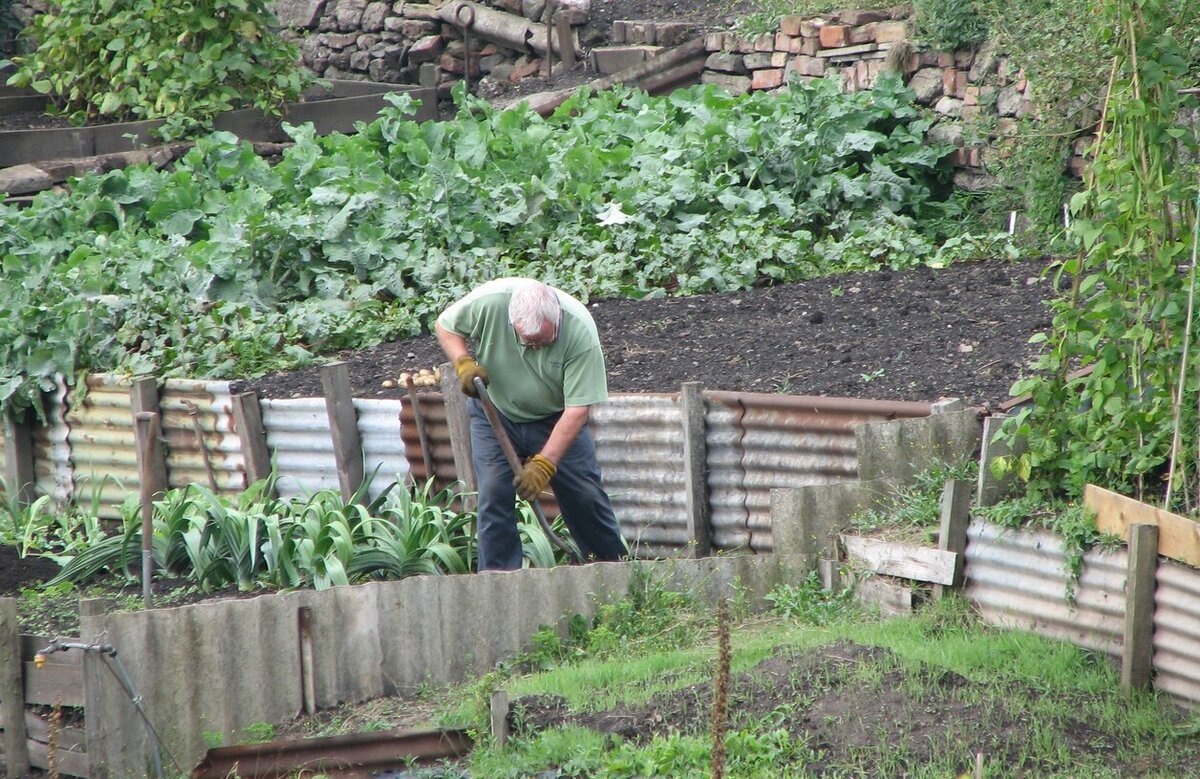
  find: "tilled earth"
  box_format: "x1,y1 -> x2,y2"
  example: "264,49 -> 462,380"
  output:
236,257 -> 1059,412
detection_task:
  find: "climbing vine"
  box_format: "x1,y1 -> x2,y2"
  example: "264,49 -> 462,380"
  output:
994,0 -> 1200,510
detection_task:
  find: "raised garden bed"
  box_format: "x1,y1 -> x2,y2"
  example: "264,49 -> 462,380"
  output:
0,79 -> 438,168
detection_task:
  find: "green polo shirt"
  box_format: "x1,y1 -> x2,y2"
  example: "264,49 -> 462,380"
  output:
437,279 -> 608,422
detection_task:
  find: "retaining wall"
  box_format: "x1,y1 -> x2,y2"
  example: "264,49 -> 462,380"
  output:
79,553 -> 805,779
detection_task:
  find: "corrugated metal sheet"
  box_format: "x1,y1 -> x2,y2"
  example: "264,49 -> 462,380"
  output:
399,390 -> 456,490
160,379 -> 246,497
33,377 -> 72,507
353,398 -> 410,501
964,521 -> 1126,658
1153,560 -> 1200,710
396,390 -> 930,557
590,395 -> 688,559
705,392 -> 931,554
260,398 -> 341,499
64,374 -> 138,519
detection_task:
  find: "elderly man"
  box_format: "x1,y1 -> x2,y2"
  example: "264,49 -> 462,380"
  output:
435,278 -> 628,571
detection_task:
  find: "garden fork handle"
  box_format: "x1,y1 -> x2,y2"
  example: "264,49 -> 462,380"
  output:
472,376 -> 582,564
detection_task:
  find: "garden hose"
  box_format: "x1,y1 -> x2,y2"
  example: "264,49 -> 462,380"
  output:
36,638 -> 180,779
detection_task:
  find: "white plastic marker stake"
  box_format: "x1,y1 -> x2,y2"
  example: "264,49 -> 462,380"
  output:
1008,211 -> 1017,235
1063,203 -> 1071,230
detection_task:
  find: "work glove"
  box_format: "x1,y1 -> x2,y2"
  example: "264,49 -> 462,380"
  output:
454,355 -> 488,397
514,454 -> 557,501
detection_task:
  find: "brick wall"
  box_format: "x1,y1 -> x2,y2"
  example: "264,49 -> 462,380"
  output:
700,10 -> 1094,188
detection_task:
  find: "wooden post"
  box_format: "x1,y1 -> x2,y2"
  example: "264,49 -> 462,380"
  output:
933,478 -> 972,600
321,362 -> 365,504
134,412 -> 159,610
0,598 -> 30,778
818,558 -> 840,591
3,411 -> 35,507
1122,523 -> 1158,694
681,382 -> 711,557
80,599 -> 110,779
129,377 -> 168,499
439,362 -> 476,508
490,689 -> 510,747
555,12 -> 575,68
231,391 -> 273,491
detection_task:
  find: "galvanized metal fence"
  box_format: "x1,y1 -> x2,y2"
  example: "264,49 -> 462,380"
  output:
10,374 -> 930,555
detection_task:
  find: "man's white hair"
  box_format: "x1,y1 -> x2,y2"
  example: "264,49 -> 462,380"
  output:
509,280 -> 561,333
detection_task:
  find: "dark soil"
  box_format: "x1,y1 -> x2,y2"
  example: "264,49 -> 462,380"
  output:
0,545 -> 60,595
512,639 -> 1198,777
234,257 -> 1058,412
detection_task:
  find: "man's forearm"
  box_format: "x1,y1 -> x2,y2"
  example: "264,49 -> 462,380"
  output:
435,322 -> 470,363
541,406 -> 590,464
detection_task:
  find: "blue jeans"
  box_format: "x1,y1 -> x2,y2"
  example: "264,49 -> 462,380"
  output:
468,399 -> 627,571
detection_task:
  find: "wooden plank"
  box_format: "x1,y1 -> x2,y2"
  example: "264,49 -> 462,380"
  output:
22,661 -> 84,707
321,362 -> 365,503
29,737 -> 90,778
231,390 -> 273,488
1085,484 -> 1200,568
852,574 -> 913,617
1122,523 -> 1158,694
0,599 -> 31,777
933,478 -> 972,599
20,712 -> 87,752
842,535 -> 958,585
3,410 -> 36,506
681,382 -> 711,557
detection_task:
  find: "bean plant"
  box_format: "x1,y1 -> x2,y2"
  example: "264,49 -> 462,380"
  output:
5,0 -> 310,139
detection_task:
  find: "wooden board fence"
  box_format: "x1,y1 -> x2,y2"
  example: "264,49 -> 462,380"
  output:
1085,484 -> 1200,568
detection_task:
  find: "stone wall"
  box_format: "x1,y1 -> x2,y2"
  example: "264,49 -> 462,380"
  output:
276,0 -> 578,96
699,9 -> 1095,190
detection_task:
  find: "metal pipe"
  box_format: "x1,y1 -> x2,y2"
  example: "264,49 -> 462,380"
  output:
35,639 -> 179,778
471,377 -> 581,564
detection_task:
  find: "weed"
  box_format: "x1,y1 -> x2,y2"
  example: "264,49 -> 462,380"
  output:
765,571 -> 860,626
859,368 -> 886,383
850,460 -> 978,542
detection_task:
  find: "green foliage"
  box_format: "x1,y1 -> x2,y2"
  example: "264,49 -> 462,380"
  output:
45,477 -> 492,591
993,0 -> 1200,508
914,0 -> 988,50
5,0 -> 310,139
735,0 -> 896,38
0,77 -> 953,419
764,570 -> 860,625
850,459 -> 977,541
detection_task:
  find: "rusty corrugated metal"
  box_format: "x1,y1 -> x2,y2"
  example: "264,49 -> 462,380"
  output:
160,379 -> 246,497
352,398 -> 410,501
64,374 -> 139,519
704,391 -> 931,554
964,521 -> 1126,658
1153,560 -> 1200,710
260,398 -> 341,498
399,391 -> 457,491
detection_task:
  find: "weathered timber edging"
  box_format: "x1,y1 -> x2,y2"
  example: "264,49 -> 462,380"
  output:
0,80 -> 436,169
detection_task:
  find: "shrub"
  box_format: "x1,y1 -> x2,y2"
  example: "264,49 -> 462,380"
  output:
5,0 -> 310,139
914,0 -> 988,51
